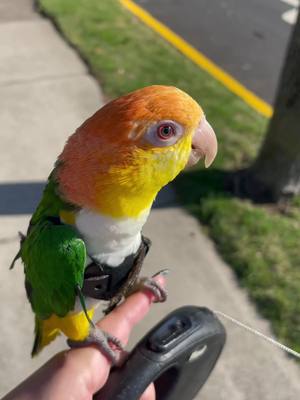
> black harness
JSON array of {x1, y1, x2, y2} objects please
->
[{"x1": 81, "y1": 236, "x2": 151, "y2": 311}]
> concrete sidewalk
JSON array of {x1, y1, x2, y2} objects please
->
[{"x1": 0, "y1": 1, "x2": 300, "y2": 398}]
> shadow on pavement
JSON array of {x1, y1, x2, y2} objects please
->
[
  {"x1": 0, "y1": 182, "x2": 45, "y2": 215},
  {"x1": 0, "y1": 182, "x2": 177, "y2": 215},
  {"x1": 175, "y1": 169, "x2": 231, "y2": 206}
]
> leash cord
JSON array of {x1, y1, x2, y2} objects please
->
[{"x1": 214, "y1": 310, "x2": 300, "y2": 360}]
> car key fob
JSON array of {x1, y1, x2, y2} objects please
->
[{"x1": 95, "y1": 306, "x2": 226, "y2": 400}]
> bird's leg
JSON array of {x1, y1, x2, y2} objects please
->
[
  {"x1": 69, "y1": 284, "x2": 124, "y2": 365},
  {"x1": 67, "y1": 327, "x2": 124, "y2": 365},
  {"x1": 127, "y1": 269, "x2": 169, "y2": 303}
]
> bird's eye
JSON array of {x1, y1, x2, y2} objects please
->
[
  {"x1": 157, "y1": 124, "x2": 175, "y2": 140},
  {"x1": 144, "y1": 120, "x2": 183, "y2": 147}
]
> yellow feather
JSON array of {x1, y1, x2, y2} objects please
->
[
  {"x1": 39, "y1": 309, "x2": 95, "y2": 353},
  {"x1": 60, "y1": 210, "x2": 76, "y2": 225},
  {"x1": 94, "y1": 133, "x2": 192, "y2": 218}
]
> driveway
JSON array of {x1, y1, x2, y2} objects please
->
[{"x1": 135, "y1": 0, "x2": 298, "y2": 103}]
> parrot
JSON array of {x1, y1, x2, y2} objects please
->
[{"x1": 11, "y1": 85, "x2": 217, "y2": 364}]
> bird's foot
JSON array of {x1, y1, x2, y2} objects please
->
[
  {"x1": 67, "y1": 327, "x2": 124, "y2": 365},
  {"x1": 138, "y1": 269, "x2": 169, "y2": 303}
]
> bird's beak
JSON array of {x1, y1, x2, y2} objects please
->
[{"x1": 186, "y1": 117, "x2": 217, "y2": 168}]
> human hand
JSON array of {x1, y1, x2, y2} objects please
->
[{"x1": 3, "y1": 277, "x2": 165, "y2": 400}]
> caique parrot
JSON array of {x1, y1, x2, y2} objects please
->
[{"x1": 11, "y1": 85, "x2": 217, "y2": 364}]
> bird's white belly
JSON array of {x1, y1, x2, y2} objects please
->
[
  {"x1": 71, "y1": 208, "x2": 150, "y2": 313},
  {"x1": 75, "y1": 207, "x2": 150, "y2": 267}
]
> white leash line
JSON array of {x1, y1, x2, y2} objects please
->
[{"x1": 214, "y1": 310, "x2": 300, "y2": 360}]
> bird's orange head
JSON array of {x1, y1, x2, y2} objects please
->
[{"x1": 56, "y1": 85, "x2": 217, "y2": 218}]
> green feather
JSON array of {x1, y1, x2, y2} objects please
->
[
  {"x1": 18, "y1": 171, "x2": 86, "y2": 319},
  {"x1": 32, "y1": 316, "x2": 42, "y2": 356},
  {"x1": 75, "y1": 284, "x2": 95, "y2": 328},
  {"x1": 21, "y1": 218, "x2": 86, "y2": 318},
  {"x1": 30, "y1": 170, "x2": 76, "y2": 227}
]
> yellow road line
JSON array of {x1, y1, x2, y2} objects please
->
[{"x1": 120, "y1": 0, "x2": 273, "y2": 118}]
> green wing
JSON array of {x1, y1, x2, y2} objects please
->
[{"x1": 21, "y1": 219, "x2": 86, "y2": 319}]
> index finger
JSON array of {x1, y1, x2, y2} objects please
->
[{"x1": 97, "y1": 275, "x2": 165, "y2": 346}]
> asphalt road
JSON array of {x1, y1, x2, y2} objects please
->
[{"x1": 136, "y1": 0, "x2": 298, "y2": 103}]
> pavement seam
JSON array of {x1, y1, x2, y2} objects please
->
[
  {"x1": 0, "y1": 236, "x2": 19, "y2": 245},
  {"x1": 0, "y1": 72, "x2": 91, "y2": 88},
  {"x1": 0, "y1": 16, "x2": 46, "y2": 26}
]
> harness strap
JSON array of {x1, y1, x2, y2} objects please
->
[{"x1": 81, "y1": 236, "x2": 151, "y2": 308}]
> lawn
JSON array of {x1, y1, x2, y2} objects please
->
[{"x1": 38, "y1": 0, "x2": 300, "y2": 355}]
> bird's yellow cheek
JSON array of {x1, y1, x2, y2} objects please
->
[
  {"x1": 92, "y1": 135, "x2": 193, "y2": 218},
  {"x1": 147, "y1": 135, "x2": 192, "y2": 185}
]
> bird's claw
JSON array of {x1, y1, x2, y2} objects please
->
[
  {"x1": 67, "y1": 327, "x2": 124, "y2": 366},
  {"x1": 141, "y1": 269, "x2": 169, "y2": 303}
]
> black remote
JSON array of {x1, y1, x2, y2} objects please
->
[{"x1": 95, "y1": 306, "x2": 226, "y2": 400}]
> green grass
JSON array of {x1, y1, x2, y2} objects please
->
[{"x1": 38, "y1": 0, "x2": 300, "y2": 355}]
